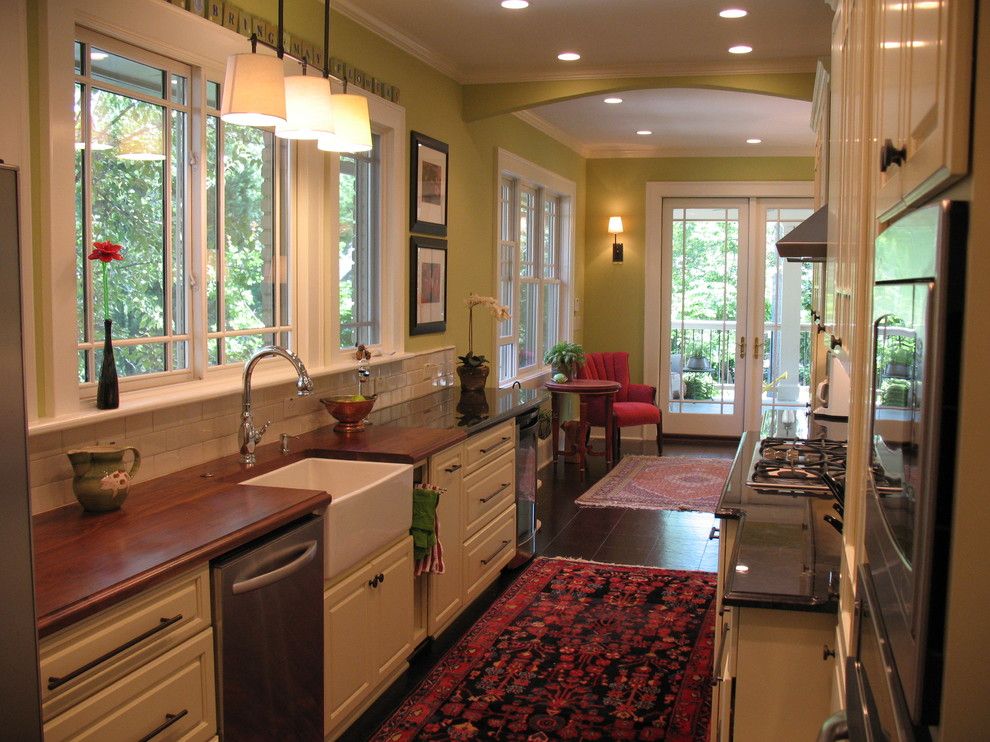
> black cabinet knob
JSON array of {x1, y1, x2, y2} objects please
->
[{"x1": 880, "y1": 139, "x2": 907, "y2": 173}]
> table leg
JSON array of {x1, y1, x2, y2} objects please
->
[
  {"x1": 604, "y1": 395, "x2": 614, "y2": 470},
  {"x1": 577, "y1": 395, "x2": 589, "y2": 481},
  {"x1": 551, "y1": 392, "x2": 560, "y2": 473}
]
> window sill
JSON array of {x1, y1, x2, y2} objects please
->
[{"x1": 28, "y1": 348, "x2": 442, "y2": 436}]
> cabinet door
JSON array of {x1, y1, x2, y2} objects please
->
[
  {"x1": 427, "y1": 446, "x2": 464, "y2": 636},
  {"x1": 324, "y1": 566, "x2": 374, "y2": 734},
  {"x1": 372, "y1": 537, "x2": 415, "y2": 684},
  {"x1": 899, "y1": 0, "x2": 973, "y2": 207},
  {"x1": 874, "y1": 0, "x2": 907, "y2": 217}
]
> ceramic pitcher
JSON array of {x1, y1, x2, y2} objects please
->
[{"x1": 66, "y1": 446, "x2": 141, "y2": 513}]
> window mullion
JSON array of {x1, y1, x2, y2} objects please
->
[
  {"x1": 217, "y1": 119, "x2": 227, "y2": 366},
  {"x1": 163, "y1": 104, "x2": 174, "y2": 372},
  {"x1": 82, "y1": 79, "x2": 95, "y2": 383}
]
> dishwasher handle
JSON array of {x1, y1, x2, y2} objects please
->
[{"x1": 231, "y1": 541, "x2": 319, "y2": 595}]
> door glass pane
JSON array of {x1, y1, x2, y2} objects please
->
[
  {"x1": 762, "y1": 208, "x2": 814, "y2": 411},
  {"x1": 669, "y1": 207, "x2": 739, "y2": 415}
]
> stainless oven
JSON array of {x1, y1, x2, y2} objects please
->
[{"x1": 862, "y1": 200, "x2": 967, "y2": 732}]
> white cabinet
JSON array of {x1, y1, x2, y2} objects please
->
[
  {"x1": 423, "y1": 419, "x2": 517, "y2": 639},
  {"x1": 39, "y1": 567, "x2": 216, "y2": 741},
  {"x1": 426, "y1": 444, "x2": 465, "y2": 636},
  {"x1": 324, "y1": 536, "x2": 414, "y2": 738},
  {"x1": 875, "y1": 0, "x2": 973, "y2": 219}
]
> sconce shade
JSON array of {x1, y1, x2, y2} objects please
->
[
  {"x1": 220, "y1": 53, "x2": 287, "y2": 127},
  {"x1": 317, "y1": 93, "x2": 372, "y2": 153},
  {"x1": 276, "y1": 75, "x2": 335, "y2": 140},
  {"x1": 608, "y1": 216, "x2": 624, "y2": 234}
]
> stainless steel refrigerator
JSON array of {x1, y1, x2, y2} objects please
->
[{"x1": 0, "y1": 163, "x2": 43, "y2": 737}]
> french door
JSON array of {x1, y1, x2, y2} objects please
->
[{"x1": 660, "y1": 198, "x2": 813, "y2": 437}]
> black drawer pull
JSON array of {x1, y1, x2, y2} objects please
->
[
  {"x1": 479, "y1": 437, "x2": 510, "y2": 454},
  {"x1": 444, "y1": 464, "x2": 462, "y2": 473},
  {"x1": 137, "y1": 709, "x2": 189, "y2": 742},
  {"x1": 480, "y1": 482, "x2": 511, "y2": 504},
  {"x1": 481, "y1": 540, "x2": 511, "y2": 565},
  {"x1": 47, "y1": 614, "x2": 183, "y2": 691},
  {"x1": 708, "y1": 526, "x2": 720, "y2": 541}
]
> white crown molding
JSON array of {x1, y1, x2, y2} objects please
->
[
  {"x1": 332, "y1": 0, "x2": 464, "y2": 82},
  {"x1": 585, "y1": 145, "x2": 816, "y2": 159},
  {"x1": 458, "y1": 57, "x2": 820, "y2": 85},
  {"x1": 511, "y1": 110, "x2": 590, "y2": 158}
]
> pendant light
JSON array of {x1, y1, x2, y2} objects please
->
[
  {"x1": 220, "y1": 1, "x2": 287, "y2": 127},
  {"x1": 315, "y1": 0, "x2": 373, "y2": 154},
  {"x1": 275, "y1": 73, "x2": 334, "y2": 140}
]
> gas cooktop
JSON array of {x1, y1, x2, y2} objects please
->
[{"x1": 746, "y1": 437, "x2": 847, "y2": 496}]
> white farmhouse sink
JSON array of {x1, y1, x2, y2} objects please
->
[{"x1": 243, "y1": 458, "x2": 413, "y2": 580}]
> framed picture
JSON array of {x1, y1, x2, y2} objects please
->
[
  {"x1": 410, "y1": 237, "x2": 447, "y2": 335},
  {"x1": 410, "y1": 131, "x2": 448, "y2": 236}
]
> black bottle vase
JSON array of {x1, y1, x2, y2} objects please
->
[{"x1": 96, "y1": 318, "x2": 119, "y2": 409}]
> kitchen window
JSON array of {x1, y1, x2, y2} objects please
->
[
  {"x1": 73, "y1": 32, "x2": 292, "y2": 388},
  {"x1": 338, "y1": 136, "x2": 381, "y2": 349},
  {"x1": 496, "y1": 151, "x2": 574, "y2": 386}
]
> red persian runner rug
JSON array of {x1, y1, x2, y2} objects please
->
[
  {"x1": 575, "y1": 455, "x2": 732, "y2": 513},
  {"x1": 371, "y1": 557, "x2": 716, "y2": 741}
]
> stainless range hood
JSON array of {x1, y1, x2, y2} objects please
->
[{"x1": 776, "y1": 205, "x2": 827, "y2": 262}]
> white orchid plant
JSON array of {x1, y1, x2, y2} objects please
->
[{"x1": 459, "y1": 293, "x2": 511, "y2": 368}]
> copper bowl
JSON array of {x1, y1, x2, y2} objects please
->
[{"x1": 320, "y1": 395, "x2": 377, "y2": 433}]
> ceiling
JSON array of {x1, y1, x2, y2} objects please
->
[{"x1": 334, "y1": 0, "x2": 832, "y2": 156}]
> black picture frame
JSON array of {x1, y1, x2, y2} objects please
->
[
  {"x1": 409, "y1": 236, "x2": 447, "y2": 335},
  {"x1": 410, "y1": 131, "x2": 449, "y2": 236}
]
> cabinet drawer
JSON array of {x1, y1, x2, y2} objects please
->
[
  {"x1": 463, "y1": 505, "x2": 516, "y2": 604},
  {"x1": 464, "y1": 420, "x2": 514, "y2": 471},
  {"x1": 44, "y1": 629, "x2": 216, "y2": 742},
  {"x1": 463, "y1": 451, "x2": 515, "y2": 539},
  {"x1": 41, "y1": 567, "x2": 212, "y2": 720}
]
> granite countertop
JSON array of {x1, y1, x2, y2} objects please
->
[
  {"x1": 33, "y1": 387, "x2": 545, "y2": 636},
  {"x1": 715, "y1": 410, "x2": 845, "y2": 613}
]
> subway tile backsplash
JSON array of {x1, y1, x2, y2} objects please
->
[{"x1": 28, "y1": 348, "x2": 456, "y2": 514}]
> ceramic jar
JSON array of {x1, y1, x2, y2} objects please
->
[{"x1": 66, "y1": 445, "x2": 141, "y2": 512}]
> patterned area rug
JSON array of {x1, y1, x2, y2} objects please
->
[
  {"x1": 575, "y1": 455, "x2": 732, "y2": 513},
  {"x1": 372, "y1": 557, "x2": 716, "y2": 741}
]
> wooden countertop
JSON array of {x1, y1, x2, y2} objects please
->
[{"x1": 33, "y1": 422, "x2": 466, "y2": 637}]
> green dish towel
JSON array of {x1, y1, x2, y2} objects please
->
[{"x1": 411, "y1": 485, "x2": 443, "y2": 560}]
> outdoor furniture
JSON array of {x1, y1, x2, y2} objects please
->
[{"x1": 576, "y1": 351, "x2": 663, "y2": 457}]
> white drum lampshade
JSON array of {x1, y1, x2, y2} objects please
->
[
  {"x1": 317, "y1": 93, "x2": 372, "y2": 153},
  {"x1": 275, "y1": 75, "x2": 335, "y2": 140},
  {"x1": 608, "y1": 216, "x2": 624, "y2": 234},
  {"x1": 220, "y1": 53, "x2": 286, "y2": 127}
]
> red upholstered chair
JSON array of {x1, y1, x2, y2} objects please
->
[{"x1": 576, "y1": 352, "x2": 663, "y2": 457}]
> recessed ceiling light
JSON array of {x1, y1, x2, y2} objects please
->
[
  {"x1": 501, "y1": 0, "x2": 529, "y2": 8},
  {"x1": 728, "y1": 45, "x2": 753, "y2": 54},
  {"x1": 719, "y1": 8, "x2": 748, "y2": 18},
  {"x1": 636, "y1": 130, "x2": 653, "y2": 136},
  {"x1": 746, "y1": 138, "x2": 762, "y2": 144},
  {"x1": 603, "y1": 97, "x2": 623, "y2": 104},
  {"x1": 557, "y1": 52, "x2": 581, "y2": 61},
  {"x1": 90, "y1": 50, "x2": 109, "y2": 61}
]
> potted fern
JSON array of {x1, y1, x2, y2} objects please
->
[{"x1": 543, "y1": 341, "x2": 586, "y2": 381}]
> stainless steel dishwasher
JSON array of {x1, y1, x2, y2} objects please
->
[{"x1": 212, "y1": 514, "x2": 324, "y2": 741}]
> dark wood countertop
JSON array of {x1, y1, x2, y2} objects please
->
[{"x1": 33, "y1": 421, "x2": 466, "y2": 637}]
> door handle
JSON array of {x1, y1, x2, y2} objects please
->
[
  {"x1": 738, "y1": 336, "x2": 746, "y2": 358},
  {"x1": 444, "y1": 463, "x2": 462, "y2": 473},
  {"x1": 753, "y1": 336, "x2": 763, "y2": 357},
  {"x1": 231, "y1": 541, "x2": 318, "y2": 594}
]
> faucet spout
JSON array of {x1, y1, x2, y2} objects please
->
[{"x1": 239, "y1": 345, "x2": 313, "y2": 465}]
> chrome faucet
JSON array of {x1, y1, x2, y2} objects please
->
[{"x1": 239, "y1": 345, "x2": 314, "y2": 465}]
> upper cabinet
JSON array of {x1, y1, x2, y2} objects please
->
[{"x1": 874, "y1": 0, "x2": 974, "y2": 220}]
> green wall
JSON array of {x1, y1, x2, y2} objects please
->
[
  {"x1": 237, "y1": 3, "x2": 587, "y2": 367},
  {"x1": 583, "y1": 157, "x2": 814, "y2": 382}
]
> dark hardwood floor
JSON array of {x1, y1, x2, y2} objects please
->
[{"x1": 339, "y1": 437, "x2": 737, "y2": 741}]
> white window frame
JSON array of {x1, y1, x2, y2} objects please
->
[
  {"x1": 34, "y1": 0, "x2": 406, "y2": 421},
  {"x1": 495, "y1": 149, "x2": 575, "y2": 387},
  {"x1": 323, "y1": 84, "x2": 405, "y2": 366}
]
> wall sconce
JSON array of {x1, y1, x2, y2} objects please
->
[{"x1": 608, "y1": 216, "x2": 624, "y2": 263}]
